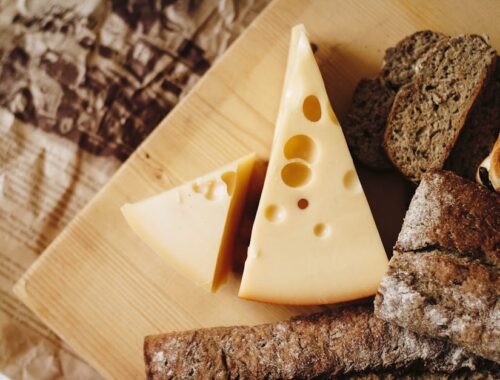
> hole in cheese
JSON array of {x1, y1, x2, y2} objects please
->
[
  {"x1": 303, "y1": 95, "x2": 321, "y2": 122},
  {"x1": 297, "y1": 198, "x2": 309, "y2": 209},
  {"x1": 192, "y1": 179, "x2": 227, "y2": 201},
  {"x1": 342, "y1": 170, "x2": 361, "y2": 193},
  {"x1": 204, "y1": 180, "x2": 227, "y2": 201},
  {"x1": 265, "y1": 204, "x2": 286, "y2": 223},
  {"x1": 281, "y1": 162, "x2": 312, "y2": 188},
  {"x1": 284, "y1": 134, "x2": 318, "y2": 163},
  {"x1": 192, "y1": 182, "x2": 202, "y2": 193},
  {"x1": 313, "y1": 223, "x2": 330, "y2": 238},
  {"x1": 221, "y1": 171, "x2": 236, "y2": 196}
]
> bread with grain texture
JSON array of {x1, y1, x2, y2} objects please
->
[
  {"x1": 375, "y1": 170, "x2": 500, "y2": 363},
  {"x1": 394, "y1": 170, "x2": 499, "y2": 267},
  {"x1": 343, "y1": 78, "x2": 395, "y2": 169},
  {"x1": 144, "y1": 305, "x2": 497, "y2": 379},
  {"x1": 446, "y1": 61, "x2": 500, "y2": 180},
  {"x1": 383, "y1": 35, "x2": 497, "y2": 182},
  {"x1": 375, "y1": 249, "x2": 499, "y2": 363},
  {"x1": 344, "y1": 31, "x2": 445, "y2": 170},
  {"x1": 381, "y1": 30, "x2": 447, "y2": 89}
]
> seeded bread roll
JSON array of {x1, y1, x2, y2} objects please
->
[
  {"x1": 375, "y1": 171, "x2": 500, "y2": 363},
  {"x1": 344, "y1": 31, "x2": 445, "y2": 170},
  {"x1": 446, "y1": 61, "x2": 500, "y2": 180},
  {"x1": 343, "y1": 78, "x2": 396, "y2": 169},
  {"x1": 144, "y1": 305, "x2": 496, "y2": 379},
  {"x1": 384, "y1": 35, "x2": 497, "y2": 183},
  {"x1": 382, "y1": 30, "x2": 447, "y2": 89}
]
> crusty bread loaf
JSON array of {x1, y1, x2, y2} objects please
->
[
  {"x1": 376, "y1": 250, "x2": 499, "y2": 363},
  {"x1": 395, "y1": 170, "x2": 499, "y2": 267},
  {"x1": 381, "y1": 30, "x2": 447, "y2": 89},
  {"x1": 344, "y1": 31, "x2": 445, "y2": 170},
  {"x1": 384, "y1": 35, "x2": 497, "y2": 183},
  {"x1": 144, "y1": 304, "x2": 497, "y2": 379},
  {"x1": 446, "y1": 61, "x2": 500, "y2": 180},
  {"x1": 343, "y1": 78, "x2": 395, "y2": 169},
  {"x1": 375, "y1": 170, "x2": 500, "y2": 363}
]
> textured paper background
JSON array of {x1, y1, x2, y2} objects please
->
[{"x1": 0, "y1": 0, "x2": 269, "y2": 378}]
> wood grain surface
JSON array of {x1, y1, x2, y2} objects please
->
[{"x1": 14, "y1": 0, "x2": 500, "y2": 379}]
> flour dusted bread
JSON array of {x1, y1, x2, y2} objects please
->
[
  {"x1": 394, "y1": 170, "x2": 499, "y2": 267},
  {"x1": 144, "y1": 305, "x2": 497, "y2": 379},
  {"x1": 344, "y1": 31, "x2": 445, "y2": 170},
  {"x1": 375, "y1": 170, "x2": 500, "y2": 362},
  {"x1": 384, "y1": 35, "x2": 497, "y2": 182}
]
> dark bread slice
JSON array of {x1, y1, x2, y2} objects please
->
[
  {"x1": 344, "y1": 32, "x2": 445, "y2": 170},
  {"x1": 382, "y1": 30, "x2": 447, "y2": 89},
  {"x1": 384, "y1": 35, "x2": 497, "y2": 183},
  {"x1": 144, "y1": 305, "x2": 497, "y2": 379},
  {"x1": 343, "y1": 78, "x2": 396, "y2": 169},
  {"x1": 375, "y1": 170, "x2": 500, "y2": 363},
  {"x1": 446, "y1": 61, "x2": 500, "y2": 180}
]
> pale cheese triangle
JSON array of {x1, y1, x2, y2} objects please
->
[
  {"x1": 238, "y1": 25, "x2": 388, "y2": 305},
  {"x1": 122, "y1": 154, "x2": 255, "y2": 291}
]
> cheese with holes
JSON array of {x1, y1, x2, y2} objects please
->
[
  {"x1": 122, "y1": 154, "x2": 255, "y2": 291},
  {"x1": 238, "y1": 25, "x2": 388, "y2": 305}
]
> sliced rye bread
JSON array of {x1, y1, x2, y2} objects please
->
[
  {"x1": 343, "y1": 78, "x2": 396, "y2": 169},
  {"x1": 383, "y1": 35, "x2": 497, "y2": 183},
  {"x1": 375, "y1": 170, "x2": 500, "y2": 363},
  {"x1": 344, "y1": 31, "x2": 446, "y2": 170},
  {"x1": 382, "y1": 30, "x2": 447, "y2": 89},
  {"x1": 144, "y1": 304, "x2": 498, "y2": 379},
  {"x1": 445, "y1": 61, "x2": 500, "y2": 180}
]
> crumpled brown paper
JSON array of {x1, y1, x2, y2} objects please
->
[{"x1": 0, "y1": 0, "x2": 269, "y2": 378}]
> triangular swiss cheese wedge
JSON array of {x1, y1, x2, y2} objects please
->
[
  {"x1": 238, "y1": 25, "x2": 388, "y2": 305},
  {"x1": 122, "y1": 154, "x2": 255, "y2": 291}
]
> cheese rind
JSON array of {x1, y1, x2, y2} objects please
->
[
  {"x1": 122, "y1": 154, "x2": 255, "y2": 291},
  {"x1": 238, "y1": 25, "x2": 388, "y2": 305}
]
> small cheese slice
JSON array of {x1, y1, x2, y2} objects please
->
[
  {"x1": 122, "y1": 154, "x2": 255, "y2": 291},
  {"x1": 238, "y1": 25, "x2": 388, "y2": 305}
]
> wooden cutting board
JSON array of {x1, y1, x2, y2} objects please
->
[{"x1": 14, "y1": 0, "x2": 500, "y2": 379}]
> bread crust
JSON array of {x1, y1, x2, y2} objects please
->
[
  {"x1": 144, "y1": 305, "x2": 496, "y2": 379},
  {"x1": 395, "y1": 170, "x2": 500, "y2": 267},
  {"x1": 375, "y1": 171, "x2": 500, "y2": 363},
  {"x1": 375, "y1": 250, "x2": 499, "y2": 362}
]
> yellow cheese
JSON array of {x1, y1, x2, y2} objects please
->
[
  {"x1": 238, "y1": 25, "x2": 388, "y2": 305},
  {"x1": 122, "y1": 154, "x2": 255, "y2": 292}
]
